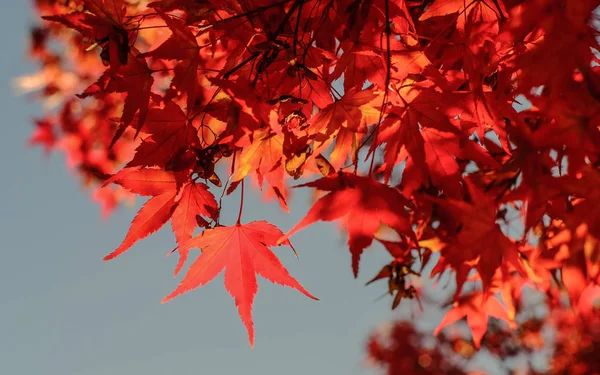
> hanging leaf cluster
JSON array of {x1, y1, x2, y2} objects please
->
[{"x1": 23, "y1": 0, "x2": 600, "y2": 351}]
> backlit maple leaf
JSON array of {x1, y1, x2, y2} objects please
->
[
  {"x1": 434, "y1": 291, "x2": 514, "y2": 348},
  {"x1": 280, "y1": 172, "x2": 415, "y2": 277},
  {"x1": 126, "y1": 101, "x2": 199, "y2": 168},
  {"x1": 43, "y1": 0, "x2": 130, "y2": 70},
  {"x1": 163, "y1": 221, "x2": 317, "y2": 346},
  {"x1": 232, "y1": 129, "x2": 288, "y2": 211},
  {"x1": 170, "y1": 182, "x2": 218, "y2": 275},
  {"x1": 308, "y1": 87, "x2": 379, "y2": 135},
  {"x1": 103, "y1": 168, "x2": 217, "y2": 267},
  {"x1": 143, "y1": 10, "x2": 205, "y2": 108},
  {"x1": 78, "y1": 50, "x2": 154, "y2": 134},
  {"x1": 104, "y1": 191, "x2": 178, "y2": 261},
  {"x1": 430, "y1": 179, "x2": 526, "y2": 294}
]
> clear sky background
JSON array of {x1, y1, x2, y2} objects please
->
[{"x1": 0, "y1": 3, "x2": 422, "y2": 375}]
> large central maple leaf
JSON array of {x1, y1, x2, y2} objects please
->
[{"x1": 162, "y1": 221, "x2": 317, "y2": 346}]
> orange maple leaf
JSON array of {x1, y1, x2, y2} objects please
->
[{"x1": 232, "y1": 129, "x2": 288, "y2": 211}]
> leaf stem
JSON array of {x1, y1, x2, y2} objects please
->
[{"x1": 237, "y1": 179, "x2": 245, "y2": 224}]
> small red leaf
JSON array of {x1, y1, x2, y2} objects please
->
[{"x1": 104, "y1": 193, "x2": 177, "y2": 260}]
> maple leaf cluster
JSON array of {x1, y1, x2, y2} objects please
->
[
  {"x1": 367, "y1": 286, "x2": 600, "y2": 374},
  {"x1": 22, "y1": 0, "x2": 600, "y2": 356},
  {"x1": 367, "y1": 321, "x2": 467, "y2": 375}
]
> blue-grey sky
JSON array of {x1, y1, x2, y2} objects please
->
[{"x1": 0, "y1": 3, "x2": 417, "y2": 374}]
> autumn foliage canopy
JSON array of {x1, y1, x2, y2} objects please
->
[{"x1": 23, "y1": 0, "x2": 600, "y2": 373}]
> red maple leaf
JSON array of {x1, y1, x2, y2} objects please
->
[
  {"x1": 308, "y1": 87, "x2": 379, "y2": 135},
  {"x1": 43, "y1": 0, "x2": 131, "y2": 70},
  {"x1": 104, "y1": 191, "x2": 178, "y2": 261},
  {"x1": 126, "y1": 101, "x2": 199, "y2": 169},
  {"x1": 279, "y1": 172, "x2": 415, "y2": 277},
  {"x1": 29, "y1": 119, "x2": 56, "y2": 154},
  {"x1": 430, "y1": 179, "x2": 526, "y2": 294},
  {"x1": 170, "y1": 182, "x2": 218, "y2": 275},
  {"x1": 102, "y1": 168, "x2": 217, "y2": 267},
  {"x1": 232, "y1": 129, "x2": 288, "y2": 211},
  {"x1": 162, "y1": 221, "x2": 317, "y2": 346},
  {"x1": 78, "y1": 49, "x2": 154, "y2": 135},
  {"x1": 434, "y1": 291, "x2": 514, "y2": 348},
  {"x1": 142, "y1": 10, "x2": 204, "y2": 108}
]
